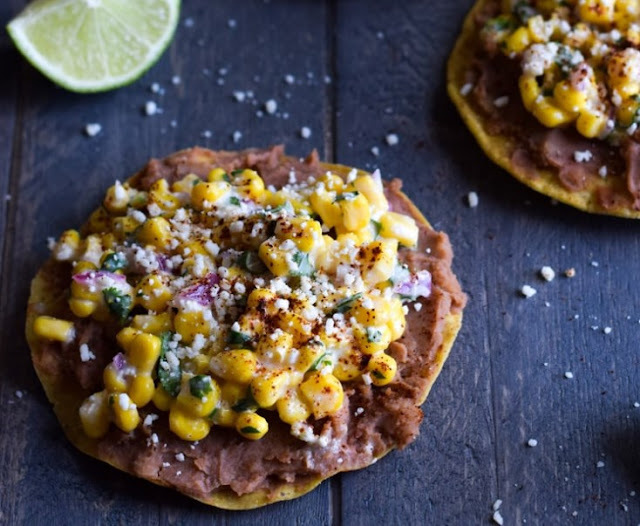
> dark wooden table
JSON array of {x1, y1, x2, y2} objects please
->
[{"x1": 1, "y1": 1, "x2": 639, "y2": 524}]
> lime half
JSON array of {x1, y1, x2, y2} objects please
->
[{"x1": 7, "y1": 0, "x2": 181, "y2": 93}]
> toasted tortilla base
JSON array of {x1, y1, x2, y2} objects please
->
[
  {"x1": 26, "y1": 151, "x2": 464, "y2": 510},
  {"x1": 447, "y1": 0, "x2": 640, "y2": 219}
]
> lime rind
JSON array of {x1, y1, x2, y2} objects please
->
[{"x1": 6, "y1": 0, "x2": 181, "y2": 93}]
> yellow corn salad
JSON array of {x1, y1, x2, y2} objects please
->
[
  {"x1": 483, "y1": 0, "x2": 640, "y2": 138},
  {"x1": 34, "y1": 166, "x2": 432, "y2": 445}
]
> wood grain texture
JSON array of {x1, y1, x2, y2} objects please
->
[{"x1": 2, "y1": 0, "x2": 640, "y2": 524}]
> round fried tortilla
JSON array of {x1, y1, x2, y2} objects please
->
[
  {"x1": 447, "y1": 0, "x2": 640, "y2": 219},
  {"x1": 25, "y1": 146, "x2": 466, "y2": 509}
]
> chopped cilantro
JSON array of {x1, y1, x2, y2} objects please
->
[
  {"x1": 366, "y1": 328, "x2": 383, "y2": 343},
  {"x1": 372, "y1": 370, "x2": 386, "y2": 380},
  {"x1": 267, "y1": 201, "x2": 295, "y2": 215},
  {"x1": 228, "y1": 329, "x2": 251, "y2": 346},
  {"x1": 485, "y1": 15, "x2": 515, "y2": 33},
  {"x1": 332, "y1": 292, "x2": 363, "y2": 314},
  {"x1": 290, "y1": 251, "x2": 314, "y2": 277},
  {"x1": 229, "y1": 196, "x2": 241, "y2": 206},
  {"x1": 309, "y1": 352, "x2": 332, "y2": 372},
  {"x1": 240, "y1": 426, "x2": 261, "y2": 434},
  {"x1": 189, "y1": 375, "x2": 213, "y2": 398},
  {"x1": 157, "y1": 332, "x2": 181, "y2": 397},
  {"x1": 238, "y1": 251, "x2": 267, "y2": 274},
  {"x1": 102, "y1": 288, "x2": 132, "y2": 323},
  {"x1": 334, "y1": 191, "x2": 359, "y2": 202},
  {"x1": 222, "y1": 173, "x2": 231, "y2": 182},
  {"x1": 231, "y1": 169, "x2": 244, "y2": 176},
  {"x1": 513, "y1": 1, "x2": 537, "y2": 23},
  {"x1": 101, "y1": 252, "x2": 127, "y2": 272},
  {"x1": 232, "y1": 392, "x2": 258, "y2": 412},
  {"x1": 371, "y1": 219, "x2": 382, "y2": 238}
]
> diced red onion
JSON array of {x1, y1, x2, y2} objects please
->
[
  {"x1": 113, "y1": 352, "x2": 126, "y2": 371},
  {"x1": 393, "y1": 269, "x2": 432, "y2": 299},
  {"x1": 176, "y1": 273, "x2": 220, "y2": 305},
  {"x1": 72, "y1": 270, "x2": 127, "y2": 286}
]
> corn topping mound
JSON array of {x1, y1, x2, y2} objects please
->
[
  {"x1": 34, "y1": 166, "x2": 432, "y2": 444},
  {"x1": 483, "y1": 0, "x2": 640, "y2": 139}
]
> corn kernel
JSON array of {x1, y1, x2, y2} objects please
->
[
  {"x1": 258, "y1": 239, "x2": 292, "y2": 277},
  {"x1": 353, "y1": 175, "x2": 388, "y2": 213},
  {"x1": 33, "y1": 316, "x2": 75, "y2": 343},
  {"x1": 251, "y1": 370, "x2": 290, "y2": 408},
  {"x1": 234, "y1": 169, "x2": 266, "y2": 201},
  {"x1": 333, "y1": 353, "x2": 363, "y2": 381},
  {"x1": 149, "y1": 179, "x2": 181, "y2": 212},
  {"x1": 128, "y1": 333, "x2": 162, "y2": 373},
  {"x1": 172, "y1": 173, "x2": 201, "y2": 193},
  {"x1": 379, "y1": 212, "x2": 419, "y2": 247},
  {"x1": 387, "y1": 297, "x2": 406, "y2": 340},
  {"x1": 354, "y1": 324, "x2": 393, "y2": 355},
  {"x1": 505, "y1": 25, "x2": 531, "y2": 53},
  {"x1": 110, "y1": 393, "x2": 140, "y2": 432},
  {"x1": 136, "y1": 273, "x2": 172, "y2": 312},
  {"x1": 103, "y1": 181, "x2": 129, "y2": 214},
  {"x1": 340, "y1": 193, "x2": 371, "y2": 232},
  {"x1": 87, "y1": 207, "x2": 111, "y2": 234},
  {"x1": 256, "y1": 331, "x2": 294, "y2": 364},
  {"x1": 235, "y1": 412, "x2": 268, "y2": 440},
  {"x1": 111, "y1": 216, "x2": 140, "y2": 241},
  {"x1": 309, "y1": 190, "x2": 342, "y2": 228},
  {"x1": 276, "y1": 389, "x2": 312, "y2": 424},
  {"x1": 211, "y1": 407, "x2": 236, "y2": 427},
  {"x1": 128, "y1": 375, "x2": 155, "y2": 406},
  {"x1": 137, "y1": 217, "x2": 172, "y2": 250},
  {"x1": 174, "y1": 310, "x2": 212, "y2": 345},
  {"x1": 358, "y1": 239, "x2": 398, "y2": 286},
  {"x1": 300, "y1": 372, "x2": 344, "y2": 419},
  {"x1": 191, "y1": 181, "x2": 231, "y2": 209},
  {"x1": 367, "y1": 352, "x2": 397, "y2": 386},
  {"x1": 131, "y1": 312, "x2": 173, "y2": 334},
  {"x1": 177, "y1": 375, "x2": 220, "y2": 418},
  {"x1": 553, "y1": 81, "x2": 588, "y2": 113},
  {"x1": 79, "y1": 390, "x2": 110, "y2": 439},
  {"x1": 210, "y1": 349, "x2": 258, "y2": 384},
  {"x1": 207, "y1": 168, "x2": 228, "y2": 182},
  {"x1": 103, "y1": 362, "x2": 128, "y2": 392},
  {"x1": 519, "y1": 75, "x2": 541, "y2": 112},
  {"x1": 69, "y1": 298, "x2": 97, "y2": 318},
  {"x1": 169, "y1": 405, "x2": 211, "y2": 441},
  {"x1": 53, "y1": 230, "x2": 81, "y2": 261},
  {"x1": 531, "y1": 97, "x2": 575, "y2": 128},
  {"x1": 152, "y1": 386, "x2": 173, "y2": 411},
  {"x1": 576, "y1": 109, "x2": 608, "y2": 138},
  {"x1": 275, "y1": 217, "x2": 323, "y2": 252},
  {"x1": 116, "y1": 327, "x2": 142, "y2": 350}
]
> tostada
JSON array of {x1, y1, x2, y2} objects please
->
[
  {"x1": 26, "y1": 146, "x2": 466, "y2": 508},
  {"x1": 449, "y1": 0, "x2": 640, "y2": 217}
]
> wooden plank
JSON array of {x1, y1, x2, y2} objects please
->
[
  {"x1": 0, "y1": 1, "x2": 332, "y2": 524},
  {"x1": 333, "y1": 1, "x2": 496, "y2": 523}
]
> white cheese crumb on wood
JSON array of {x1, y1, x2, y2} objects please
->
[
  {"x1": 492, "y1": 510, "x2": 504, "y2": 525},
  {"x1": 300, "y1": 126, "x2": 312, "y2": 139},
  {"x1": 371, "y1": 146, "x2": 380, "y2": 156},
  {"x1": 144, "y1": 101, "x2": 158, "y2": 116},
  {"x1": 520, "y1": 285, "x2": 537, "y2": 298},
  {"x1": 232, "y1": 130, "x2": 243, "y2": 143},
  {"x1": 540, "y1": 266, "x2": 555, "y2": 281},
  {"x1": 598, "y1": 165, "x2": 608, "y2": 177},
  {"x1": 175, "y1": 453, "x2": 185, "y2": 462},
  {"x1": 603, "y1": 326, "x2": 612, "y2": 334},
  {"x1": 467, "y1": 191, "x2": 479, "y2": 208},
  {"x1": 564, "y1": 268, "x2": 576, "y2": 278},
  {"x1": 596, "y1": 460, "x2": 605, "y2": 468},
  {"x1": 265, "y1": 99, "x2": 278, "y2": 114},
  {"x1": 564, "y1": 371, "x2": 574, "y2": 379},
  {"x1": 493, "y1": 499, "x2": 502, "y2": 511},
  {"x1": 84, "y1": 123, "x2": 102, "y2": 137},
  {"x1": 527, "y1": 438, "x2": 538, "y2": 447},
  {"x1": 385, "y1": 133, "x2": 399, "y2": 146}
]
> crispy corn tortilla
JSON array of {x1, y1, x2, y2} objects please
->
[
  {"x1": 447, "y1": 0, "x2": 640, "y2": 219},
  {"x1": 26, "y1": 147, "x2": 465, "y2": 509}
]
